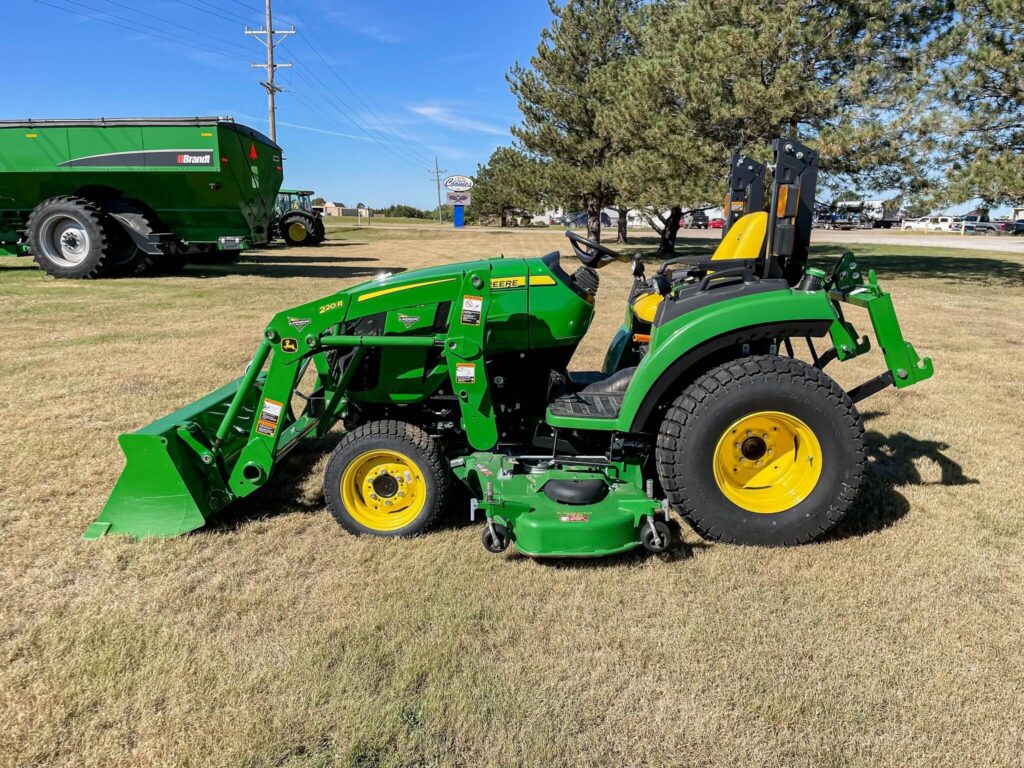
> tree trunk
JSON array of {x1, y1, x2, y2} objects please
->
[
  {"x1": 586, "y1": 197, "x2": 602, "y2": 243},
  {"x1": 659, "y1": 205, "x2": 682, "y2": 256},
  {"x1": 616, "y1": 206, "x2": 628, "y2": 243},
  {"x1": 500, "y1": 210, "x2": 509, "y2": 228}
]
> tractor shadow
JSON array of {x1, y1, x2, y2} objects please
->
[
  {"x1": 826, "y1": 410, "x2": 978, "y2": 541},
  {"x1": 203, "y1": 433, "x2": 345, "y2": 534},
  {"x1": 182, "y1": 256, "x2": 407, "y2": 281},
  {"x1": 204, "y1": 413, "x2": 978, "y2": 554},
  {"x1": 806, "y1": 251, "x2": 1024, "y2": 287},
  {"x1": 622, "y1": 236, "x2": 1024, "y2": 287}
]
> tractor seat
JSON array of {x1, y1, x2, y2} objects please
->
[
  {"x1": 549, "y1": 367, "x2": 637, "y2": 419},
  {"x1": 630, "y1": 212, "x2": 771, "y2": 323},
  {"x1": 712, "y1": 211, "x2": 768, "y2": 262}
]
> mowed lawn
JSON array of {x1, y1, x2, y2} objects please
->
[{"x1": 1, "y1": 227, "x2": 1022, "y2": 768}]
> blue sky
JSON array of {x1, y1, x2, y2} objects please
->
[{"x1": 9, "y1": 0, "x2": 550, "y2": 208}]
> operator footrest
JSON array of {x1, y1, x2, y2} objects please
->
[
  {"x1": 548, "y1": 392, "x2": 624, "y2": 419},
  {"x1": 548, "y1": 366, "x2": 636, "y2": 419}
]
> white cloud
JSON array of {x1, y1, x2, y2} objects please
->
[{"x1": 409, "y1": 106, "x2": 508, "y2": 136}]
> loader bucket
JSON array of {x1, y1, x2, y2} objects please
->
[{"x1": 85, "y1": 377, "x2": 257, "y2": 540}]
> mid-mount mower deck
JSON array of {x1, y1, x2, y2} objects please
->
[{"x1": 87, "y1": 138, "x2": 933, "y2": 557}]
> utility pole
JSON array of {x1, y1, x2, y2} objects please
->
[
  {"x1": 429, "y1": 157, "x2": 447, "y2": 224},
  {"x1": 245, "y1": 0, "x2": 294, "y2": 142}
]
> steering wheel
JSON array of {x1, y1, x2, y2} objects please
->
[{"x1": 564, "y1": 230, "x2": 631, "y2": 267}]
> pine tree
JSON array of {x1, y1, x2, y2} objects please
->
[
  {"x1": 927, "y1": 0, "x2": 1024, "y2": 206},
  {"x1": 598, "y1": 0, "x2": 949, "y2": 252},
  {"x1": 508, "y1": 0, "x2": 642, "y2": 242}
]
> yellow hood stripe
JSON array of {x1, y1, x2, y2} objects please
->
[{"x1": 357, "y1": 277, "x2": 456, "y2": 302}]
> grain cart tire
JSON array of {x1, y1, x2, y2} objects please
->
[
  {"x1": 656, "y1": 355, "x2": 865, "y2": 546},
  {"x1": 101, "y1": 202, "x2": 165, "y2": 277},
  {"x1": 324, "y1": 420, "x2": 449, "y2": 537},
  {"x1": 280, "y1": 213, "x2": 317, "y2": 246},
  {"x1": 26, "y1": 196, "x2": 111, "y2": 279}
]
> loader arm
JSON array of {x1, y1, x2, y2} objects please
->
[{"x1": 86, "y1": 261, "x2": 507, "y2": 539}]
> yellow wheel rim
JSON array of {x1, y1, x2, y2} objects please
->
[
  {"x1": 288, "y1": 221, "x2": 308, "y2": 241},
  {"x1": 340, "y1": 449, "x2": 427, "y2": 531},
  {"x1": 712, "y1": 411, "x2": 823, "y2": 514}
]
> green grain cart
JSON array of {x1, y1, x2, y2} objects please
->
[{"x1": 0, "y1": 117, "x2": 283, "y2": 277}]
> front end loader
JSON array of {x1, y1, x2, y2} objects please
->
[{"x1": 88, "y1": 138, "x2": 933, "y2": 557}]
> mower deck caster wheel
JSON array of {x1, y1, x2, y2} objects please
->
[
  {"x1": 482, "y1": 523, "x2": 511, "y2": 553},
  {"x1": 640, "y1": 519, "x2": 671, "y2": 553}
]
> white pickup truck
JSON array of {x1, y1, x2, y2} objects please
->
[{"x1": 902, "y1": 216, "x2": 962, "y2": 231}]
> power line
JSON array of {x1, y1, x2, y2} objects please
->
[
  {"x1": 245, "y1": 0, "x2": 294, "y2": 142},
  {"x1": 289, "y1": 66, "x2": 427, "y2": 179},
  {"x1": 95, "y1": 0, "x2": 254, "y2": 56},
  {"x1": 173, "y1": 0, "x2": 244, "y2": 25},
  {"x1": 33, "y1": 0, "x2": 252, "y2": 62},
  {"x1": 286, "y1": 17, "x2": 435, "y2": 168}
]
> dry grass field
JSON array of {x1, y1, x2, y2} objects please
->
[{"x1": 1, "y1": 226, "x2": 1022, "y2": 767}]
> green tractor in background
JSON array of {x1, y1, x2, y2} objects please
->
[
  {"x1": 88, "y1": 138, "x2": 933, "y2": 558},
  {"x1": 272, "y1": 189, "x2": 326, "y2": 247}
]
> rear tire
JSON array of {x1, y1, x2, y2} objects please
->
[
  {"x1": 26, "y1": 196, "x2": 110, "y2": 278},
  {"x1": 656, "y1": 355, "x2": 865, "y2": 546},
  {"x1": 100, "y1": 202, "x2": 175, "y2": 276},
  {"x1": 324, "y1": 420, "x2": 448, "y2": 537}
]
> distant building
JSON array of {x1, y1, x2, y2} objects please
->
[
  {"x1": 321, "y1": 202, "x2": 360, "y2": 217},
  {"x1": 1013, "y1": 206, "x2": 1024, "y2": 222}
]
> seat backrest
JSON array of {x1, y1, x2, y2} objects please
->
[{"x1": 711, "y1": 211, "x2": 768, "y2": 262}]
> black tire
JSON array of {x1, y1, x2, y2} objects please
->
[
  {"x1": 656, "y1": 355, "x2": 865, "y2": 546},
  {"x1": 26, "y1": 196, "x2": 111, "y2": 278},
  {"x1": 323, "y1": 420, "x2": 449, "y2": 537},
  {"x1": 100, "y1": 202, "x2": 174, "y2": 277},
  {"x1": 311, "y1": 216, "x2": 326, "y2": 244},
  {"x1": 280, "y1": 213, "x2": 316, "y2": 246}
]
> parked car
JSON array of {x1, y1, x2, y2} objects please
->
[
  {"x1": 1007, "y1": 220, "x2": 1024, "y2": 235},
  {"x1": 560, "y1": 211, "x2": 611, "y2": 228},
  {"x1": 708, "y1": 217, "x2": 725, "y2": 229},
  {"x1": 681, "y1": 210, "x2": 709, "y2": 229}
]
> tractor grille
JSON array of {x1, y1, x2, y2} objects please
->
[{"x1": 571, "y1": 266, "x2": 599, "y2": 298}]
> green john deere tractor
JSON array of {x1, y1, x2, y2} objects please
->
[
  {"x1": 88, "y1": 138, "x2": 933, "y2": 557},
  {"x1": 272, "y1": 189, "x2": 326, "y2": 247}
]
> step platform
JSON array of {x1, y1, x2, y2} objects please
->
[{"x1": 547, "y1": 366, "x2": 636, "y2": 420}]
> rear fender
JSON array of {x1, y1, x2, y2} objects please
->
[{"x1": 619, "y1": 290, "x2": 836, "y2": 433}]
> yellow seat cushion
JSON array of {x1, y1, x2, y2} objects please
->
[
  {"x1": 632, "y1": 291, "x2": 664, "y2": 323},
  {"x1": 711, "y1": 211, "x2": 768, "y2": 261}
]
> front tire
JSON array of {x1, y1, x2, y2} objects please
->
[
  {"x1": 656, "y1": 356, "x2": 865, "y2": 546},
  {"x1": 26, "y1": 196, "x2": 111, "y2": 278},
  {"x1": 324, "y1": 420, "x2": 448, "y2": 537}
]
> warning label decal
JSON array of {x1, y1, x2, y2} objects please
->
[
  {"x1": 258, "y1": 398, "x2": 283, "y2": 436},
  {"x1": 461, "y1": 295, "x2": 482, "y2": 325},
  {"x1": 456, "y1": 363, "x2": 476, "y2": 383}
]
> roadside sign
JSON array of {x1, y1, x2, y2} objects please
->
[
  {"x1": 443, "y1": 175, "x2": 474, "y2": 192},
  {"x1": 446, "y1": 191, "x2": 472, "y2": 206}
]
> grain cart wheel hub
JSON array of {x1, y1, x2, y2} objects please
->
[
  {"x1": 45, "y1": 216, "x2": 91, "y2": 266},
  {"x1": 341, "y1": 449, "x2": 425, "y2": 531},
  {"x1": 712, "y1": 411, "x2": 823, "y2": 514}
]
